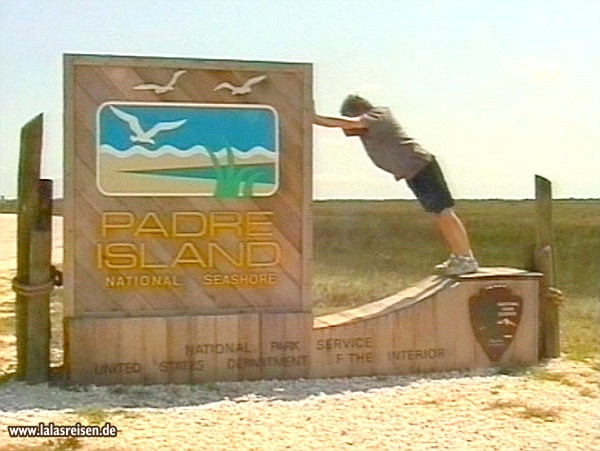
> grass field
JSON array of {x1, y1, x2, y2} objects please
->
[
  {"x1": 0, "y1": 199, "x2": 597, "y2": 371},
  {"x1": 313, "y1": 199, "x2": 599, "y2": 360}
]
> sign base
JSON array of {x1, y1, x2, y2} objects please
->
[{"x1": 66, "y1": 268, "x2": 540, "y2": 384}]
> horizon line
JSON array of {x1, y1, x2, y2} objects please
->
[{"x1": 1, "y1": 196, "x2": 599, "y2": 202}]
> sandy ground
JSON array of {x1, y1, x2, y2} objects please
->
[
  {"x1": 0, "y1": 213, "x2": 598, "y2": 450},
  {"x1": 0, "y1": 214, "x2": 63, "y2": 375}
]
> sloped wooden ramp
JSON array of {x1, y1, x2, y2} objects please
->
[
  {"x1": 311, "y1": 267, "x2": 540, "y2": 379},
  {"x1": 67, "y1": 268, "x2": 540, "y2": 384}
]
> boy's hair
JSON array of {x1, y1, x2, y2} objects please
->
[{"x1": 340, "y1": 94, "x2": 373, "y2": 117}]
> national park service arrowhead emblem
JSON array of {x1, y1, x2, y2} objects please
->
[{"x1": 469, "y1": 285, "x2": 523, "y2": 362}]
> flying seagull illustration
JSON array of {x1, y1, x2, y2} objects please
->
[
  {"x1": 133, "y1": 70, "x2": 187, "y2": 94},
  {"x1": 213, "y1": 74, "x2": 267, "y2": 95},
  {"x1": 109, "y1": 106, "x2": 187, "y2": 145}
]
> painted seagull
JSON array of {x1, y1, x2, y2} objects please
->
[
  {"x1": 213, "y1": 74, "x2": 267, "y2": 95},
  {"x1": 133, "y1": 70, "x2": 187, "y2": 94},
  {"x1": 109, "y1": 106, "x2": 187, "y2": 145}
]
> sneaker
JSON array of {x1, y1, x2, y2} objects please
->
[
  {"x1": 434, "y1": 255, "x2": 458, "y2": 274},
  {"x1": 444, "y1": 255, "x2": 479, "y2": 276}
]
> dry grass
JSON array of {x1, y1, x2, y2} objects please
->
[
  {"x1": 0, "y1": 199, "x2": 598, "y2": 380},
  {"x1": 488, "y1": 399, "x2": 561, "y2": 421},
  {"x1": 313, "y1": 199, "x2": 600, "y2": 360}
]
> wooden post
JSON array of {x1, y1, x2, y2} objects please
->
[
  {"x1": 14, "y1": 114, "x2": 53, "y2": 382},
  {"x1": 26, "y1": 179, "x2": 53, "y2": 382},
  {"x1": 534, "y1": 175, "x2": 560, "y2": 358}
]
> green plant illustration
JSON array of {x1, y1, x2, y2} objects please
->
[{"x1": 207, "y1": 146, "x2": 272, "y2": 198}]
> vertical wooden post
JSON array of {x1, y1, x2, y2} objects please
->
[
  {"x1": 534, "y1": 175, "x2": 560, "y2": 358},
  {"x1": 26, "y1": 179, "x2": 53, "y2": 382},
  {"x1": 14, "y1": 113, "x2": 53, "y2": 382}
]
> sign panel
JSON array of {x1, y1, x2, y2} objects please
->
[
  {"x1": 64, "y1": 54, "x2": 312, "y2": 317},
  {"x1": 97, "y1": 102, "x2": 279, "y2": 197},
  {"x1": 469, "y1": 285, "x2": 524, "y2": 361}
]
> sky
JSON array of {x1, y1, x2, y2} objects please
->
[
  {"x1": 100, "y1": 104, "x2": 277, "y2": 151},
  {"x1": 1, "y1": 0, "x2": 599, "y2": 200}
]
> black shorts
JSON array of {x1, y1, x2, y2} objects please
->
[{"x1": 406, "y1": 158, "x2": 455, "y2": 213}]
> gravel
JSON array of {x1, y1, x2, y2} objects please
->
[{"x1": 1, "y1": 359, "x2": 598, "y2": 450}]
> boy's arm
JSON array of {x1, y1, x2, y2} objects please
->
[{"x1": 314, "y1": 114, "x2": 367, "y2": 132}]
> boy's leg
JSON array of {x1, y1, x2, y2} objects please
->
[
  {"x1": 432, "y1": 209, "x2": 478, "y2": 275},
  {"x1": 433, "y1": 208, "x2": 473, "y2": 258},
  {"x1": 406, "y1": 158, "x2": 478, "y2": 275}
]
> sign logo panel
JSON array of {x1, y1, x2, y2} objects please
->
[
  {"x1": 97, "y1": 102, "x2": 279, "y2": 197},
  {"x1": 469, "y1": 285, "x2": 524, "y2": 362}
]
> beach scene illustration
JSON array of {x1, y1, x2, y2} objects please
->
[{"x1": 96, "y1": 102, "x2": 279, "y2": 197}]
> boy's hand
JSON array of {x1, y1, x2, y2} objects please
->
[{"x1": 343, "y1": 128, "x2": 366, "y2": 136}]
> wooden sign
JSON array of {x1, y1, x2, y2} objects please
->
[
  {"x1": 63, "y1": 54, "x2": 541, "y2": 385},
  {"x1": 63, "y1": 54, "x2": 312, "y2": 317},
  {"x1": 65, "y1": 267, "x2": 540, "y2": 384}
]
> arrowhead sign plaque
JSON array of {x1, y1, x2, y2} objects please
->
[{"x1": 469, "y1": 285, "x2": 524, "y2": 362}]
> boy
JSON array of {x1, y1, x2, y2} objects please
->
[{"x1": 314, "y1": 94, "x2": 478, "y2": 276}]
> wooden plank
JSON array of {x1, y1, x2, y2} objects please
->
[
  {"x1": 259, "y1": 313, "x2": 311, "y2": 380},
  {"x1": 164, "y1": 316, "x2": 192, "y2": 384},
  {"x1": 66, "y1": 319, "x2": 95, "y2": 384},
  {"x1": 235, "y1": 314, "x2": 261, "y2": 380},
  {"x1": 210, "y1": 315, "x2": 238, "y2": 382},
  {"x1": 371, "y1": 313, "x2": 396, "y2": 375},
  {"x1": 141, "y1": 317, "x2": 168, "y2": 384},
  {"x1": 310, "y1": 326, "x2": 338, "y2": 378},
  {"x1": 390, "y1": 301, "x2": 426, "y2": 375},
  {"x1": 535, "y1": 175, "x2": 559, "y2": 358},
  {"x1": 15, "y1": 116, "x2": 54, "y2": 382},
  {"x1": 410, "y1": 297, "x2": 440, "y2": 374},
  {"x1": 66, "y1": 53, "x2": 312, "y2": 74},
  {"x1": 313, "y1": 276, "x2": 453, "y2": 328},
  {"x1": 24, "y1": 180, "x2": 53, "y2": 382},
  {"x1": 15, "y1": 114, "x2": 44, "y2": 380},
  {"x1": 437, "y1": 282, "x2": 476, "y2": 370},
  {"x1": 64, "y1": 58, "x2": 77, "y2": 319},
  {"x1": 346, "y1": 320, "x2": 376, "y2": 378},
  {"x1": 93, "y1": 319, "x2": 123, "y2": 385},
  {"x1": 311, "y1": 320, "x2": 376, "y2": 379},
  {"x1": 118, "y1": 318, "x2": 146, "y2": 385},
  {"x1": 16, "y1": 115, "x2": 44, "y2": 280},
  {"x1": 535, "y1": 176, "x2": 554, "y2": 248},
  {"x1": 431, "y1": 282, "x2": 464, "y2": 371},
  {"x1": 258, "y1": 313, "x2": 285, "y2": 380}
]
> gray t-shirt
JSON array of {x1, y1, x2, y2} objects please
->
[{"x1": 359, "y1": 107, "x2": 432, "y2": 180}]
